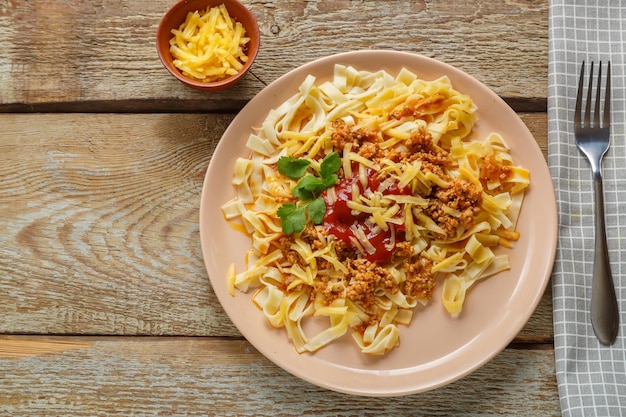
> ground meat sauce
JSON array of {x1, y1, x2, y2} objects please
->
[
  {"x1": 322, "y1": 167, "x2": 411, "y2": 264},
  {"x1": 480, "y1": 155, "x2": 513, "y2": 183},
  {"x1": 322, "y1": 121, "x2": 485, "y2": 265},
  {"x1": 313, "y1": 130, "x2": 493, "y2": 310},
  {"x1": 425, "y1": 179, "x2": 482, "y2": 237},
  {"x1": 315, "y1": 120, "x2": 493, "y2": 308}
]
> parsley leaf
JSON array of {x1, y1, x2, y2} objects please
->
[
  {"x1": 320, "y1": 152, "x2": 341, "y2": 180},
  {"x1": 277, "y1": 202, "x2": 297, "y2": 218},
  {"x1": 307, "y1": 197, "x2": 326, "y2": 224},
  {"x1": 292, "y1": 175, "x2": 327, "y2": 200},
  {"x1": 278, "y1": 156, "x2": 311, "y2": 180},
  {"x1": 277, "y1": 152, "x2": 342, "y2": 234},
  {"x1": 277, "y1": 203, "x2": 307, "y2": 235},
  {"x1": 322, "y1": 173, "x2": 338, "y2": 188}
]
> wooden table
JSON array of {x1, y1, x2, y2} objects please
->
[{"x1": 0, "y1": 1, "x2": 556, "y2": 415}]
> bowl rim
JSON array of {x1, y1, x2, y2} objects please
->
[{"x1": 156, "y1": 0, "x2": 260, "y2": 91}]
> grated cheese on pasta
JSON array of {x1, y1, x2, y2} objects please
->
[{"x1": 221, "y1": 65, "x2": 530, "y2": 356}]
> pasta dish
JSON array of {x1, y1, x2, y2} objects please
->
[{"x1": 221, "y1": 65, "x2": 530, "y2": 355}]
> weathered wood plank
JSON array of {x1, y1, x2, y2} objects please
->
[
  {"x1": 0, "y1": 335, "x2": 559, "y2": 416},
  {"x1": 0, "y1": 0, "x2": 548, "y2": 112},
  {"x1": 0, "y1": 113, "x2": 551, "y2": 340},
  {"x1": 0, "y1": 113, "x2": 233, "y2": 335}
]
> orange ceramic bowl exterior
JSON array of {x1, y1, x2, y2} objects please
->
[{"x1": 156, "y1": 0, "x2": 260, "y2": 92}]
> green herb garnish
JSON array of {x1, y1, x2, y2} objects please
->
[
  {"x1": 276, "y1": 152, "x2": 341, "y2": 234},
  {"x1": 277, "y1": 156, "x2": 311, "y2": 180},
  {"x1": 276, "y1": 203, "x2": 307, "y2": 235}
]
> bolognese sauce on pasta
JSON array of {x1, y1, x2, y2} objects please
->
[{"x1": 221, "y1": 65, "x2": 530, "y2": 355}]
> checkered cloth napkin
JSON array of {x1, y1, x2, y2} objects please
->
[{"x1": 549, "y1": 1, "x2": 626, "y2": 415}]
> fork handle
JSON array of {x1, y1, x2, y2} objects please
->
[{"x1": 591, "y1": 172, "x2": 619, "y2": 345}]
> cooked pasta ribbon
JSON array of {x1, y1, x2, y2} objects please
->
[{"x1": 221, "y1": 65, "x2": 530, "y2": 355}]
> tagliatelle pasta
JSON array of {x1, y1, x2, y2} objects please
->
[{"x1": 221, "y1": 65, "x2": 530, "y2": 355}]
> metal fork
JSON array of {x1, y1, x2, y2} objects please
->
[{"x1": 574, "y1": 60, "x2": 619, "y2": 345}]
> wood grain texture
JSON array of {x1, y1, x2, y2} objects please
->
[
  {"x1": 0, "y1": 335, "x2": 559, "y2": 416},
  {"x1": 0, "y1": 337, "x2": 92, "y2": 358},
  {"x1": 0, "y1": 113, "x2": 235, "y2": 336},
  {"x1": 0, "y1": 1, "x2": 557, "y2": 412},
  {"x1": 0, "y1": 113, "x2": 551, "y2": 339},
  {"x1": 0, "y1": 0, "x2": 548, "y2": 112}
]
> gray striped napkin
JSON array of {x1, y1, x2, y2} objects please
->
[{"x1": 549, "y1": 1, "x2": 626, "y2": 415}]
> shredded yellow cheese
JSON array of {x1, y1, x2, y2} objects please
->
[{"x1": 169, "y1": 4, "x2": 250, "y2": 82}]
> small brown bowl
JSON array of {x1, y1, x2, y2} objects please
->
[{"x1": 156, "y1": 0, "x2": 260, "y2": 92}]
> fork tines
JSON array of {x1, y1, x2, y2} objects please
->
[{"x1": 575, "y1": 61, "x2": 611, "y2": 131}]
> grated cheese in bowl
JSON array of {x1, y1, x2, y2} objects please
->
[{"x1": 169, "y1": 4, "x2": 250, "y2": 83}]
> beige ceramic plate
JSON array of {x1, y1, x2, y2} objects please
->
[{"x1": 199, "y1": 50, "x2": 557, "y2": 396}]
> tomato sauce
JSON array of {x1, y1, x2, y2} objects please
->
[{"x1": 322, "y1": 167, "x2": 411, "y2": 263}]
